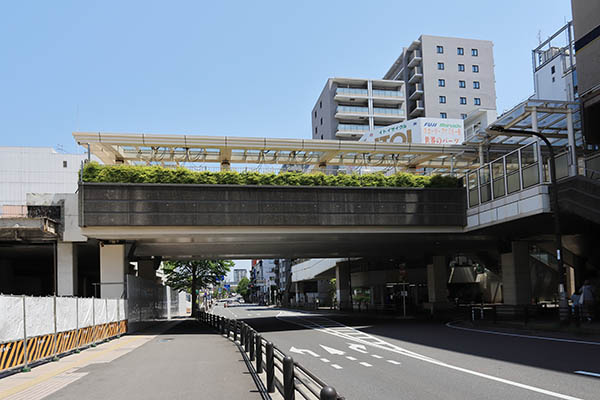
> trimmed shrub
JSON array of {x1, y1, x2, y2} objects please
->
[{"x1": 81, "y1": 162, "x2": 459, "y2": 189}]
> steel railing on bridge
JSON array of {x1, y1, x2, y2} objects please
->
[{"x1": 199, "y1": 310, "x2": 343, "y2": 400}]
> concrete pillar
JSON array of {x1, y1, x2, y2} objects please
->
[
  {"x1": 427, "y1": 256, "x2": 448, "y2": 303},
  {"x1": 501, "y1": 241, "x2": 531, "y2": 305},
  {"x1": 317, "y1": 279, "x2": 330, "y2": 306},
  {"x1": 99, "y1": 244, "x2": 126, "y2": 299},
  {"x1": 336, "y1": 263, "x2": 351, "y2": 310},
  {"x1": 57, "y1": 242, "x2": 78, "y2": 296},
  {"x1": 137, "y1": 260, "x2": 156, "y2": 280}
]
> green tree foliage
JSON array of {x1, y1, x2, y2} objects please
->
[
  {"x1": 236, "y1": 276, "x2": 250, "y2": 301},
  {"x1": 163, "y1": 259, "x2": 233, "y2": 316},
  {"x1": 82, "y1": 162, "x2": 460, "y2": 188}
]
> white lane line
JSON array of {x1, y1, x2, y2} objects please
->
[
  {"x1": 346, "y1": 356, "x2": 357, "y2": 361},
  {"x1": 331, "y1": 364, "x2": 343, "y2": 370},
  {"x1": 446, "y1": 321, "x2": 600, "y2": 346},
  {"x1": 360, "y1": 362, "x2": 373, "y2": 367},
  {"x1": 320, "y1": 358, "x2": 330, "y2": 363},
  {"x1": 387, "y1": 360, "x2": 401, "y2": 365},
  {"x1": 371, "y1": 354, "x2": 383, "y2": 359},
  {"x1": 276, "y1": 311, "x2": 583, "y2": 400},
  {"x1": 574, "y1": 371, "x2": 600, "y2": 378}
]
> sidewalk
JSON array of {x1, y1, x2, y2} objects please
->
[{"x1": 0, "y1": 319, "x2": 263, "y2": 400}]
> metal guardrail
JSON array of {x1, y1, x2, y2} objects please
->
[{"x1": 199, "y1": 311, "x2": 343, "y2": 400}]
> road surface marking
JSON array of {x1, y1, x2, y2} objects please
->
[
  {"x1": 346, "y1": 356, "x2": 357, "y2": 361},
  {"x1": 574, "y1": 371, "x2": 600, "y2": 378},
  {"x1": 445, "y1": 322, "x2": 600, "y2": 346},
  {"x1": 359, "y1": 362, "x2": 373, "y2": 367},
  {"x1": 348, "y1": 343, "x2": 368, "y2": 353},
  {"x1": 320, "y1": 358, "x2": 330, "y2": 363},
  {"x1": 331, "y1": 364, "x2": 342, "y2": 370},
  {"x1": 276, "y1": 311, "x2": 583, "y2": 400},
  {"x1": 387, "y1": 360, "x2": 401, "y2": 365},
  {"x1": 371, "y1": 354, "x2": 383, "y2": 359},
  {"x1": 289, "y1": 347, "x2": 320, "y2": 357},
  {"x1": 319, "y1": 345, "x2": 345, "y2": 355}
]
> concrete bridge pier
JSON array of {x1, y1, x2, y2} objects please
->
[
  {"x1": 501, "y1": 241, "x2": 531, "y2": 305},
  {"x1": 99, "y1": 243, "x2": 126, "y2": 298},
  {"x1": 57, "y1": 242, "x2": 78, "y2": 296},
  {"x1": 336, "y1": 263, "x2": 352, "y2": 310}
]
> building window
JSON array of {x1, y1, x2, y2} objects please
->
[
  {"x1": 437, "y1": 45, "x2": 444, "y2": 54},
  {"x1": 461, "y1": 113, "x2": 468, "y2": 119},
  {"x1": 471, "y1": 48, "x2": 478, "y2": 56},
  {"x1": 458, "y1": 64, "x2": 465, "y2": 72},
  {"x1": 437, "y1": 62, "x2": 445, "y2": 70},
  {"x1": 63, "y1": 161, "x2": 68, "y2": 168},
  {"x1": 552, "y1": 76, "x2": 556, "y2": 82},
  {"x1": 438, "y1": 79, "x2": 445, "y2": 87},
  {"x1": 439, "y1": 96, "x2": 446, "y2": 104},
  {"x1": 321, "y1": 135, "x2": 323, "y2": 140},
  {"x1": 472, "y1": 65, "x2": 479, "y2": 73},
  {"x1": 474, "y1": 97, "x2": 481, "y2": 105},
  {"x1": 320, "y1": 117, "x2": 323, "y2": 125},
  {"x1": 440, "y1": 112, "x2": 447, "y2": 119},
  {"x1": 460, "y1": 97, "x2": 467, "y2": 105},
  {"x1": 551, "y1": 65, "x2": 556, "y2": 74},
  {"x1": 473, "y1": 81, "x2": 480, "y2": 89},
  {"x1": 319, "y1": 101, "x2": 322, "y2": 108},
  {"x1": 315, "y1": 127, "x2": 318, "y2": 135},
  {"x1": 314, "y1": 111, "x2": 317, "y2": 118},
  {"x1": 457, "y1": 47, "x2": 464, "y2": 55},
  {"x1": 459, "y1": 80, "x2": 466, "y2": 88}
]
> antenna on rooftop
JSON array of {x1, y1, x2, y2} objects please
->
[{"x1": 537, "y1": 30, "x2": 542, "y2": 45}]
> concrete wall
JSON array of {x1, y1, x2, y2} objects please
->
[
  {"x1": 421, "y1": 35, "x2": 496, "y2": 119},
  {"x1": 80, "y1": 183, "x2": 467, "y2": 227}
]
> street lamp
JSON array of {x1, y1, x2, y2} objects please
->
[{"x1": 489, "y1": 125, "x2": 568, "y2": 322}]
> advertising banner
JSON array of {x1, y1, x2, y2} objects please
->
[{"x1": 359, "y1": 117, "x2": 464, "y2": 145}]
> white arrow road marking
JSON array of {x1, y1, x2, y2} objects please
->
[
  {"x1": 371, "y1": 354, "x2": 383, "y2": 359},
  {"x1": 346, "y1": 356, "x2": 357, "y2": 361},
  {"x1": 320, "y1": 358, "x2": 330, "y2": 363},
  {"x1": 348, "y1": 343, "x2": 368, "y2": 353},
  {"x1": 360, "y1": 362, "x2": 373, "y2": 367},
  {"x1": 276, "y1": 312, "x2": 584, "y2": 400},
  {"x1": 331, "y1": 364, "x2": 343, "y2": 370},
  {"x1": 289, "y1": 347, "x2": 319, "y2": 357},
  {"x1": 574, "y1": 371, "x2": 600, "y2": 378},
  {"x1": 387, "y1": 360, "x2": 401, "y2": 365},
  {"x1": 319, "y1": 344, "x2": 345, "y2": 355}
]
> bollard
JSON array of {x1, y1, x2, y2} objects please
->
[
  {"x1": 283, "y1": 356, "x2": 295, "y2": 400},
  {"x1": 319, "y1": 386, "x2": 338, "y2": 400},
  {"x1": 244, "y1": 326, "x2": 250, "y2": 353},
  {"x1": 233, "y1": 321, "x2": 238, "y2": 342},
  {"x1": 226, "y1": 319, "x2": 230, "y2": 338},
  {"x1": 219, "y1": 316, "x2": 224, "y2": 335},
  {"x1": 266, "y1": 342, "x2": 275, "y2": 393},
  {"x1": 249, "y1": 331, "x2": 255, "y2": 361},
  {"x1": 241, "y1": 323, "x2": 246, "y2": 346},
  {"x1": 256, "y1": 335, "x2": 263, "y2": 373}
]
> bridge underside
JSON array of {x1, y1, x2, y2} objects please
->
[{"x1": 82, "y1": 226, "x2": 494, "y2": 260}]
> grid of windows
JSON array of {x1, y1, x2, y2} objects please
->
[
  {"x1": 439, "y1": 96, "x2": 446, "y2": 104},
  {"x1": 440, "y1": 112, "x2": 447, "y2": 119},
  {"x1": 437, "y1": 62, "x2": 445, "y2": 70},
  {"x1": 474, "y1": 97, "x2": 481, "y2": 105},
  {"x1": 472, "y1": 48, "x2": 478, "y2": 56},
  {"x1": 457, "y1": 47, "x2": 464, "y2": 55},
  {"x1": 458, "y1": 64, "x2": 465, "y2": 72},
  {"x1": 437, "y1": 45, "x2": 444, "y2": 54},
  {"x1": 460, "y1": 97, "x2": 467, "y2": 105},
  {"x1": 459, "y1": 80, "x2": 466, "y2": 88},
  {"x1": 473, "y1": 81, "x2": 480, "y2": 89},
  {"x1": 472, "y1": 65, "x2": 479, "y2": 73},
  {"x1": 438, "y1": 79, "x2": 445, "y2": 87}
]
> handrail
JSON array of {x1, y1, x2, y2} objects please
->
[{"x1": 200, "y1": 310, "x2": 343, "y2": 400}]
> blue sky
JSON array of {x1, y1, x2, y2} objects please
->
[{"x1": 0, "y1": 1, "x2": 573, "y2": 155}]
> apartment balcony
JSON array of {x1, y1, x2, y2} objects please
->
[
  {"x1": 408, "y1": 67, "x2": 423, "y2": 84},
  {"x1": 407, "y1": 50, "x2": 422, "y2": 68},
  {"x1": 335, "y1": 87, "x2": 368, "y2": 102},
  {"x1": 373, "y1": 107, "x2": 405, "y2": 123},
  {"x1": 335, "y1": 105, "x2": 370, "y2": 121},
  {"x1": 408, "y1": 83, "x2": 424, "y2": 100},
  {"x1": 336, "y1": 123, "x2": 369, "y2": 138},
  {"x1": 371, "y1": 89, "x2": 404, "y2": 105},
  {"x1": 409, "y1": 100, "x2": 425, "y2": 118}
]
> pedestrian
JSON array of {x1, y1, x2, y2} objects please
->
[{"x1": 578, "y1": 280, "x2": 595, "y2": 322}]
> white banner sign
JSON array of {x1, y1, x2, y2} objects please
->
[{"x1": 359, "y1": 117, "x2": 464, "y2": 145}]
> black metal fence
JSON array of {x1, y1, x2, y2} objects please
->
[
  {"x1": 466, "y1": 303, "x2": 591, "y2": 326},
  {"x1": 199, "y1": 311, "x2": 343, "y2": 400}
]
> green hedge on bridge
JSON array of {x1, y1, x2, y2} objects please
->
[{"x1": 82, "y1": 162, "x2": 461, "y2": 188}]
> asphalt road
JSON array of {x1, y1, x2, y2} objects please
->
[{"x1": 214, "y1": 304, "x2": 600, "y2": 400}]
